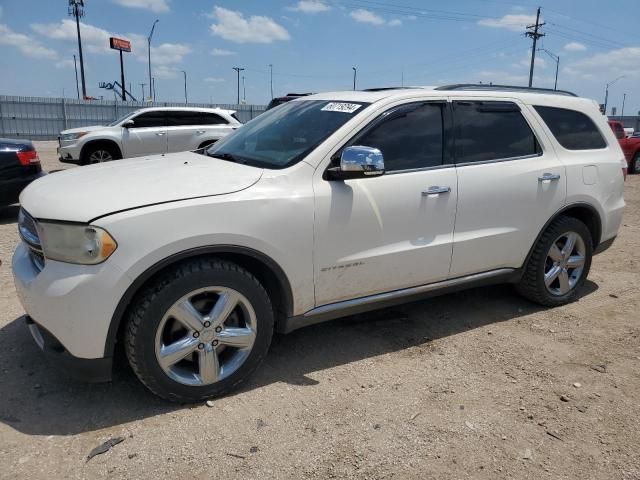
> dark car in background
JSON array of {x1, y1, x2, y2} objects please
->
[
  {"x1": 0, "y1": 139, "x2": 44, "y2": 207},
  {"x1": 266, "y1": 93, "x2": 313, "y2": 110}
]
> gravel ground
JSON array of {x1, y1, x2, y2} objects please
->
[{"x1": 1, "y1": 142, "x2": 639, "y2": 479}]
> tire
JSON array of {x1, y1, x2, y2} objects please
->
[
  {"x1": 125, "y1": 258, "x2": 274, "y2": 403},
  {"x1": 631, "y1": 154, "x2": 640, "y2": 174},
  {"x1": 516, "y1": 215, "x2": 592, "y2": 307},
  {"x1": 82, "y1": 144, "x2": 121, "y2": 165}
]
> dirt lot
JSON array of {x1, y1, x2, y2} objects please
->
[{"x1": 1, "y1": 142, "x2": 639, "y2": 479}]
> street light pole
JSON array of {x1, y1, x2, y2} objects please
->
[
  {"x1": 538, "y1": 48, "x2": 559, "y2": 90},
  {"x1": 181, "y1": 70, "x2": 188, "y2": 104},
  {"x1": 621, "y1": 93, "x2": 627, "y2": 117},
  {"x1": 352, "y1": 67, "x2": 357, "y2": 90},
  {"x1": 604, "y1": 75, "x2": 625, "y2": 115},
  {"x1": 232, "y1": 67, "x2": 245, "y2": 104},
  {"x1": 242, "y1": 75, "x2": 246, "y2": 103},
  {"x1": 147, "y1": 19, "x2": 159, "y2": 102}
]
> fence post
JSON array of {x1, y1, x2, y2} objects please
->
[{"x1": 62, "y1": 97, "x2": 68, "y2": 130}]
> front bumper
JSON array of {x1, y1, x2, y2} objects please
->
[
  {"x1": 57, "y1": 141, "x2": 82, "y2": 163},
  {"x1": 12, "y1": 243, "x2": 130, "y2": 368},
  {"x1": 24, "y1": 316, "x2": 112, "y2": 382}
]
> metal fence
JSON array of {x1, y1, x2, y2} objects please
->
[{"x1": 0, "y1": 96, "x2": 267, "y2": 140}]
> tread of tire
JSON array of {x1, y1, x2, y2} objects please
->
[{"x1": 124, "y1": 258, "x2": 272, "y2": 403}]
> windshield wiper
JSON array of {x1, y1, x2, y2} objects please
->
[{"x1": 208, "y1": 151, "x2": 248, "y2": 164}]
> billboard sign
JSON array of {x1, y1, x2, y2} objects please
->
[{"x1": 109, "y1": 37, "x2": 131, "y2": 52}]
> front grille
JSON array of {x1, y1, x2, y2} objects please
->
[{"x1": 18, "y1": 209, "x2": 45, "y2": 272}]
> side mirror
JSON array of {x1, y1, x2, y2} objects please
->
[
  {"x1": 326, "y1": 146, "x2": 385, "y2": 180},
  {"x1": 122, "y1": 119, "x2": 135, "y2": 128}
]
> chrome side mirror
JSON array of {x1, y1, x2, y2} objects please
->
[
  {"x1": 326, "y1": 145, "x2": 385, "y2": 180},
  {"x1": 122, "y1": 119, "x2": 135, "y2": 128}
]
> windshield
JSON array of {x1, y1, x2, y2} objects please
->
[
  {"x1": 205, "y1": 100, "x2": 369, "y2": 169},
  {"x1": 109, "y1": 111, "x2": 138, "y2": 127}
]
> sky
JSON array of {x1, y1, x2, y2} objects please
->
[{"x1": 0, "y1": 0, "x2": 638, "y2": 114}]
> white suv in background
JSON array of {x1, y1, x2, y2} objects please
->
[
  {"x1": 14, "y1": 85, "x2": 625, "y2": 402},
  {"x1": 58, "y1": 107, "x2": 241, "y2": 164}
]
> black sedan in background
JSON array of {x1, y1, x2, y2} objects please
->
[{"x1": 0, "y1": 138, "x2": 45, "y2": 207}]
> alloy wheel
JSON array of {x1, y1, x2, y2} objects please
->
[
  {"x1": 89, "y1": 149, "x2": 113, "y2": 163},
  {"x1": 154, "y1": 286, "x2": 257, "y2": 386},
  {"x1": 544, "y1": 231, "x2": 586, "y2": 296}
]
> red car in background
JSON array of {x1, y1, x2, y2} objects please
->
[{"x1": 608, "y1": 120, "x2": 640, "y2": 174}]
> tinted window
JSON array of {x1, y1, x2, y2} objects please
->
[
  {"x1": 354, "y1": 103, "x2": 444, "y2": 171},
  {"x1": 166, "y1": 111, "x2": 228, "y2": 126},
  {"x1": 535, "y1": 106, "x2": 606, "y2": 150},
  {"x1": 131, "y1": 111, "x2": 166, "y2": 128},
  {"x1": 454, "y1": 101, "x2": 541, "y2": 163}
]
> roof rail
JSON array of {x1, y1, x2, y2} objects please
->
[
  {"x1": 435, "y1": 84, "x2": 577, "y2": 97},
  {"x1": 362, "y1": 87, "x2": 422, "y2": 92}
]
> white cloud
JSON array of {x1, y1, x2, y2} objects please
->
[
  {"x1": 55, "y1": 58, "x2": 75, "y2": 69},
  {"x1": 568, "y1": 47, "x2": 640, "y2": 78},
  {"x1": 204, "y1": 77, "x2": 225, "y2": 83},
  {"x1": 388, "y1": 19, "x2": 402, "y2": 27},
  {"x1": 211, "y1": 48, "x2": 236, "y2": 56},
  {"x1": 350, "y1": 9, "x2": 385, "y2": 26},
  {"x1": 287, "y1": 1, "x2": 331, "y2": 13},
  {"x1": 112, "y1": 0, "x2": 169, "y2": 13},
  {"x1": 564, "y1": 42, "x2": 587, "y2": 52},
  {"x1": 478, "y1": 14, "x2": 536, "y2": 32},
  {"x1": 0, "y1": 24, "x2": 58, "y2": 59},
  {"x1": 209, "y1": 6, "x2": 290, "y2": 44},
  {"x1": 32, "y1": 19, "x2": 113, "y2": 54}
]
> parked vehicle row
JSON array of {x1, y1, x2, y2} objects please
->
[
  {"x1": 12, "y1": 85, "x2": 625, "y2": 402},
  {"x1": 58, "y1": 107, "x2": 241, "y2": 165},
  {"x1": 608, "y1": 120, "x2": 640, "y2": 173}
]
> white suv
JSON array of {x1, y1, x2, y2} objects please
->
[
  {"x1": 58, "y1": 107, "x2": 241, "y2": 164},
  {"x1": 13, "y1": 85, "x2": 626, "y2": 402}
]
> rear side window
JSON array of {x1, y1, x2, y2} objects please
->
[
  {"x1": 535, "y1": 106, "x2": 606, "y2": 150},
  {"x1": 354, "y1": 102, "x2": 444, "y2": 171},
  {"x1": 454, "y1": 101, "x2": 541, "y2": 164},
  {"x1": 166, "y1": 111, "x2": 228, "y2": 126}
]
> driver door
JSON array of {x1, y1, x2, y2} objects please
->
[
  {"x1": 122, "y1": 111, "x2": 168, "y2": 158},
  {"x1": 312, "y1": 101, "x2": 458, "y2": 306}
]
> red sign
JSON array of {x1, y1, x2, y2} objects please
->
[{"x1": 110, "y1": 37, "x2": 131, "y2": 52}]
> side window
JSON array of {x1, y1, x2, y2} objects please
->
[
  {"x1": 202, "y1": 113, "x2": 228, "y2": 125},
  {"x1": 166, "y1": 111, "x2": 229, "y2": 127},
  {"x1": 131, "y1": 111, "x2": 166, "y2": 128},
  {"x1": 535, "y1": 106, "x2": 607, "y2": 150},
  {"x1": 454, "y1": 101, "x2": 541, "y2": 164},
  {"x1": 354, "y1": 102, "x2": 444, "y2": 171}
]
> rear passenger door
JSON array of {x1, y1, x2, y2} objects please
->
[
  {"x1": 166, "y1": 111, "x2": 231, "y2": 152},
  {"x1": 449, "y1": 99, "x2": 566, "y2": 277}
]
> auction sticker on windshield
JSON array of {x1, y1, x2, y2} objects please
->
[{"x1": 321, "y1": 102, "x2": 363, "y2": 113}]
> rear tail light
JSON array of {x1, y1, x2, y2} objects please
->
[{"x1": 16, "y1": 150, "x2": 39, "y2": 166}]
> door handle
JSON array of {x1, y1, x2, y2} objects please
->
[
  {"x1": 422, "y1": 186, "x2": 451, "y2": 196},
  {"x1": 196, "y1": 130, "x2": 206, "y2": 134},
  {"x1": 155, "y1": 132, "x2": 166, "y2": 136},
  {"x1": 538, "y1": 173, "x2": 561, "y2": 182}
]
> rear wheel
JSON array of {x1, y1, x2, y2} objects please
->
[
  {"x1": 125, "y1": 258, "x2": 274, "y2": 403},
  {"x1": 631, "y1": 153, "x2": 640, "y2": 174},
  {"x1": 517, "y1": 216, "x2": 592, "y2": 306}
]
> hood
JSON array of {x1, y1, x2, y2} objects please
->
[
  {"x1": 60, "y1": 125, "x2": 110, "y2": 135},
  {"x1": 20, "y1": 152, "x2": 263, "y2": 222}
]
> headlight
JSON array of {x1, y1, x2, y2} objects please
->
[
  {"x1": 60, "y1": 132, "x2": 88, "y2": 141},
  {"x1": 37, "y1": 222, "x2": 117, "y2": 265}
]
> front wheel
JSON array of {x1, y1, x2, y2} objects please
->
[
  {"x1": 516, "y1": 216, "x2": 592, "y2": 307},
  {"x1": 83, "y1": 144, "x2": 121, "y2": 165},
  {"x1": 631, "y1": 154, "x2": 640, "y2": 174},
  {"x1": 125, "y1": 258, "x2": 274, "y2": 403}
]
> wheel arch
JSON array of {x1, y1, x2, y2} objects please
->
[
  {"x1": 80, "y1": 139, "x2": 123, "y2": 164},
  {"x1": 104, "y1": 245, "x2": 294, "y2": 359},
  {"x1": 523, "y1": 202, "x2": 602, "y2": 269}
]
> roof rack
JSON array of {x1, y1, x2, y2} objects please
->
[
  {"x1": 435, "y1": 84, "x2": 577, "y2": 97},
  {"x1": 362, "y1": 87, "x2": 421, "y2": 92}
]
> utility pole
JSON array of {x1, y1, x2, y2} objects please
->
[
  {"x1": 525, "y1": 7, "x2": 545, "y2": 87},
  {"x1": 232, "y1": 67, "x2": 245, "y2": 104},
  {"x1": 604, "y1": 75, "x2": 625, "y2": 115},
  {"x1": 352, "y1": 67, "x2": 357, "y2": 90},
  {"x1": 68, "y1": 1, "x2": 87, "y2": 99},
  {"x1": 73, "y1": 54, "x2": 80, "y2": 99},
  {"x1": 140, "y1": 82, "x2": 146, "y2": 101},
  {"x1": 147, "y1": 19, "x2": 159, "y2": 101},
  {"x1": 181, "y1": 70, "x2": 188, "y2": 104},
  {"x1": 268, "y1": 64, "x2": 273, "y2": 99},
  {"x1": 152, "y1": 77, "x2": 156, "y2": 102},
  {"x1": 242, "y1": 76, "x2": 246, "y2": 103},
  {"x1": 621, "y1": 93, "x2": 627, "y2": 117},
  {"x1": 538, "y1": 48, "x2": 559, "y2": 90}
]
